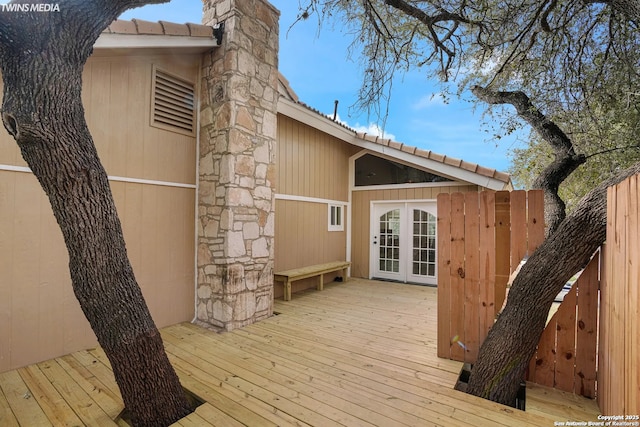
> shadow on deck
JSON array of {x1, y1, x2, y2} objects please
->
[{"x1": 0, "y1": 278, "x2": 600, "y2": 426}]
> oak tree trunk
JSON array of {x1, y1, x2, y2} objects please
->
[{"x1": 0, "y1": 2, "x2": 191, "y2": 425}]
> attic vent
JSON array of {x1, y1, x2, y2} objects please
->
[{"x1": 151, "y1": 66, "x2": 195, "y2": 135}]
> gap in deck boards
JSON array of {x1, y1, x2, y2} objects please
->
[
  {"x1": 114, "y1": 387, "x2": 205, "y2": 426},
  {"x1": 455, "y1": 363, "x2": 527, "y2": 411}
]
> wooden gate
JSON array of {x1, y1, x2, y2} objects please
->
[
  {"x1": 528, "y1": 250, "x2": 600, "y2": 397},
  {"x1": 436, "y1": 190, "x2": 545, "y2": 363},
  {"x1": 599, "y1": 174, "x2": 639, "y2": 414}
]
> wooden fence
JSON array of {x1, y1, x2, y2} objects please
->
[
  {"x1": 436, "y1": 190, "x2": 545, "y2": 363},
  {"x1": 599, "y1": 174, "x2": 639, "y2": 414},
  {"x1": 438, "y1": 176, "x2": 640, "y2": 407},
  {"x1": 527, "y1": 250, "x2": 600, "y2": 397}
]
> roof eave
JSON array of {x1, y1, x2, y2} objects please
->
[
  {"x1": 277, "y1": 96, "x2": 511, "y2": 191},
  {"x1": 94, "y1": 33, "x2": 219, "y2": 52}
]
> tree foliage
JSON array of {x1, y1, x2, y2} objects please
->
[
  {"x1": 303, "y1": 0, "x2": 639, "y2": 117},
  {"x1": 302, "y1": 0, "x2": 640, "y2": 209},
  {"x1": 509, "y1": 86, "x2": 640, "y2": 210}
]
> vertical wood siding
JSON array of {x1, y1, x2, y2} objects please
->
[
  {"x1": 274, "y1": 116, "x2": 355, "y2": 297},
  {"x1": 0, "y1": 53, "x2": 198, "y2": 372},
  {"x1": 276, "y1": 115, "x2": 355, "y2": 202},
  {"x1": 274, "y1": 199, "x2": 347, "y2": 298}
]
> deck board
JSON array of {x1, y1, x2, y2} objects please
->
[{"x1": 0, "y1": 279, "x2": 600, "y2": 426}]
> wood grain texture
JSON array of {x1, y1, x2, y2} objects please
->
[{"x1": 0, "y1": 279, "x2": 601, "y2": 426}]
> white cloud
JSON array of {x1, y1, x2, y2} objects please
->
[
  {"x1": 352, "y1": 122, "x2": 396, "y2": 141},
  {"x1": 329, "y1": 113, "x2": 397, "y2": 141}
]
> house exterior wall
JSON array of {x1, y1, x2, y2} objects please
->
[
  {"x1": 0, "y1": 53, "x2": 199, "y2": 372},
  {"x1": 274, "y1": 115, "x2": 358, "y2": 296},
  {"x1": 350, "y1": 185, "x2": 479, "y2": 279},
  {"x1": 277, "y1": 115, "x2": 355, "y2": 201}
]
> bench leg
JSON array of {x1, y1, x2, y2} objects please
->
[
  {"x1": 343, "y1": 267, "x2": 349, "y2": 282},
  {"x1": 285, "y1": 280, "x2": 292, "y2": 301},
  {"x1": 318, "y1": 274, "x2": 324, "y2": 291}
]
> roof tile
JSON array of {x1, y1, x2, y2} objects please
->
[
  {"x1": 133, "y1": 19, "x2": 164, "y2": 35},
  {"x1": 105, "y1": 19, "x2": 137, "y2": 34},
  {"x1": 460, "y1": 160, "x2": 478, "y2": 173},
  {"x1": 414, "y1": 148, "x2": 432, "y2": 158},
  {"x1": 388, "y1": 141, "x2": 403, "y2": 151},
  {"x1": 103, "y1": 19, "x2": 216, "y2": 39},
  {"x1": 401, "y1": 145, "x2": 416, "y2": 155},
  {"x1": 444, "y1": 155, "x2": 462, "y2": 167},
  {"x1": 186, "y1": 22, "x2": 215, "y2": 38},
  {"x1": 475, "y1": 165, "x2": 494, "y2": 177},
  {"x1": 494, "y1": 171, "x2": 511, "y2": 182},
  {"x1": 160, "y1": 20, "x2": 191, "y2": 36},
  {"x1": 428, "y1": 152, "x2": 445, "y2": 163}
]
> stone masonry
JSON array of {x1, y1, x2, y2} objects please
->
[{"x1": 197, "y1": 0, "x2": 279, "y2": 330}]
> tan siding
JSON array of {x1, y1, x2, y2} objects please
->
[
  {"x1": 276, "y1": 115, "x2": 351, "y2": 202},
  {"x1": 83, "y1": 55, "x2": 198, "y2": 185},
  {"x1": 0, "y1": 53, "x2": 198, "y2": 373},
  {"x1": 274, "y1": 199, "x2": 347, "y2": 299},
  {"x1": 350, "y1": 185, "x2": 481, "y2": 279},
  {"x1": 0, "y1": 172, "x2": 195, "y2": 372}
]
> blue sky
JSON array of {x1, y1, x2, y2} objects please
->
[{"x1": 119, "y1": 0, "x2": 526, "y2": 172}]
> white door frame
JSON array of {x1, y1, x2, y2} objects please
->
[{"x1": 370, "y1": 200, "x2": 437, "y2": 285}]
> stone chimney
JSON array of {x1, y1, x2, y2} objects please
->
[{"x1": 197, "y1": 0, "x2": 279, "y2": 330}]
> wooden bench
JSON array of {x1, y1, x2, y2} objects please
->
[{"x1": 274, "y1": 261, "x2": 351, "y2": 301}]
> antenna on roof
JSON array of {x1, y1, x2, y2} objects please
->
[{"x1": 333, "y1": 100, "x2": 339, "y2": 121}]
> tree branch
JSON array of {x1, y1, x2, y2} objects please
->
[
  {"x1": 585, "y1": 143, "x2": 640, "y2": 159},
  {"x1": 472, "y1": 86, "x2": 587, "y2": 233}
]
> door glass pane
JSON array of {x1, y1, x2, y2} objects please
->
[
  {"x1": 412, "y1": 209, "x2": 436, "y2": 277},
  {"x1": 379, "y1": 209, "x2": 401, "y2": 273}
]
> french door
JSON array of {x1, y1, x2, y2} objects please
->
[{"x1": 371, "y1": 202, "x2": 437, "y2": 285}]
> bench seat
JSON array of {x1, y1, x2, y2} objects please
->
[{"x1": 274, "y1": 261, "x2": 351, "y2": 301}]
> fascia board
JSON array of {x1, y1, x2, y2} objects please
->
[{"x1": 94, "y1": 33, "x2": 218, "y2": 51}]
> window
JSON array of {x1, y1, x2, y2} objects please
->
[
  {"x1": 355, "y1": 154, "x2": 452, "y2": 186},
  {"x1": 328, "y1": 204, "x2": 344, "y2": 231}
]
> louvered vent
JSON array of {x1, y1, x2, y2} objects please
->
[{"x1": 151, "y1": 67, "x2": 195, "y2": 135}]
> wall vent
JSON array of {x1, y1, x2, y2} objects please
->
[{"x1": 151, "y1": 66, "x2": 195, "y2": 135}]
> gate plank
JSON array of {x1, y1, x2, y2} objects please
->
[
  {"x1": 494, "y1": 192, "x2": 511, "y2": 311},
  {"x1": 509, "y1": 190, "x2": 527, "y2": 272},
  {"x1": 527, "y1": 190, "x2": 545, "y2": 252},
  {"x1": 436, "y1": 193, "x2": 452, "y2": 359},
  {"x1": 575, "y1": 254, "x2": 599, "y2": 398},
  {"x1": 449, "y1": 193, "x2": 466, "y2": 361},
  {"x1": 478, "y1": 191, "x2": 496, "y2": 340},
  {"x1": 554, "y1": 286, "x2": 577, "y2": 392},
  {"x1": 463, "y1": 192, "x2": 480, "y2": 363}
]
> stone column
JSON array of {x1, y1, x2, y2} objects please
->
[{"x1": 197, "y1": 0, "x2": 278, "y2": 331}]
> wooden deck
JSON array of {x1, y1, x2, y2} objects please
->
[{"x1": 0, "y1": 279, "x2": 600, "y2": 426}]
